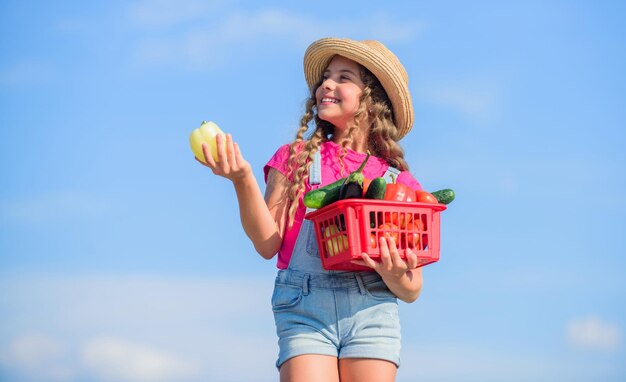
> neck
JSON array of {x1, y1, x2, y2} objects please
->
[
  {"x1": 332, "y1": 117, "x2": 370, "y2": 153},
  {"x1": 332, "y1": 130, "x2": 368, "y2": 153}
]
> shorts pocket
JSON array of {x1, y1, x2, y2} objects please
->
[
  {"x1": 271, "y1": 283, "x2": 303, "y2": 312},
  {"x1": 364, "y1": 280, "x2": 397, "y2": 301}
]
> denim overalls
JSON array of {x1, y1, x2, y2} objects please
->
[{"x1": 271, "y1": 151, "x2": 402, "y2": 369}]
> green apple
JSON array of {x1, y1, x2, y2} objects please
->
[{"x1": 189, "y1": 121, "x2": 225, "y2": 163}]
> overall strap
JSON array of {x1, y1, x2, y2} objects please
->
[
  {"x1": 305, "y1": 149, "x2": 323, "y2": 214},
  {"x1": 309, "y1": 150, "x2": 322, "y2": 186},
  {"x1": 382, "y1": 166, "x2": 401, "y2": 183}
]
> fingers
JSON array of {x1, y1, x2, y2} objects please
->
[
  {"x1": 352, "y1": 252, "x2": 378, "y2": 269},
  {"x1": 380, "y1": 236, "x2": 404, "y2": 268},
  {"x1": 198, "y1": 133, "x2": 251, "y2": 183},
  {"x1": 377, "y1": 235, "x2": 415, "y2": 275},
  {"x1": 216, "y1": 133, "x2": 228, "y2": 168},
  {"x1": 233, "y1": 142, "x2": 245, "y2": 167},
  {"x1": 378, "y1": 236, "x2": 392, "y2": 271},
  {"x1": 354, "y1": 236, "x2": 420, "y2": 278},
  {"x1": 387, "y1": 236, "x2": 404, "y2": 267},
  {"x1": 226, "y1": 134, "x2": 237, "y2": 167},
  {"x1": 201, "y1": 142, "x2": 217, "y2": 168},
  {"x1": 405, "y1": 248, "x2": 419, "y2": 269}
]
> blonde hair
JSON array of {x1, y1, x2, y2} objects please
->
[{"x1": 284, "y1": 62, "x2": 409, "y2": 228}]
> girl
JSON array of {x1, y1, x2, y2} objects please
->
[{"x1": 198, "y1": 37, "x2": 424, "y2": 382}]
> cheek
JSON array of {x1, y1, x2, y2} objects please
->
[
  {"x1": 314, "y1": 86, "x2": 324, "y2": 101},
  {"x1": 343, "y1": 92, "x2": 362, "y2": 112},
  {"x1": 342, "y1": 87, "x2": 362, "y2": 105}
]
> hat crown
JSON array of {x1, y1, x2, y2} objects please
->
[{"x1": 360, "y1": 40, "x2": 409, "y2": 83}]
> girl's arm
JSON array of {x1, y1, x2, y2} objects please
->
[
  {"x1": 198, "y1": 134, "x2": 289, "y2": 259},
  {"x1": 353, "y1": 236, "x2": 423, "y2": 303}
]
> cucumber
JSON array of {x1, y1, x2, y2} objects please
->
[
  {"x1": 431, "y1": 189, "x2": 455, "y2": 205},
  {"x1": 364, "y1": 177, "x2": 386, "y2": 200},
  {"x1": 303, "y1": 177, "x2": 346, "y2": 209}
]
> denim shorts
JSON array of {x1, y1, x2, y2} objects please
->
[{"x1": 271, "y1": 269, "x2": 401, "y2": 369}]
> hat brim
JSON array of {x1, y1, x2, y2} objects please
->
[{"x1": 303, "y1": 38, "x2": 413, "y2": 140}]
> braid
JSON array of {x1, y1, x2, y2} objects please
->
[{"x1": 285, "y1": 97, "x2": 327, "y2": 228}]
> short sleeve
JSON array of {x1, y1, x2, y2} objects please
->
[
  {"x1": 263, "y1": 144, "x2": 291, "y2": 184},
  {"x1": 397, "y1": 171, "x2": 423, "y2": 191}
]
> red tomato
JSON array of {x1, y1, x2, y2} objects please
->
[
  {"x1": 376, "y1": 222, "x2": 399, "y2": 244},
  {"x1": 414, "y1": 215, "x2": 429, "y2": 248},
  {"x1": 389, "y1": 211, "x2": 413, "y2": 229},
  {"x1": 402, "y1": 222, "x2": 422, "y2": 249},
  {"x1": 369, "y1": 233, "x2": 378, "y2": 248},
  {"x1": 415, "y1": 190, "x2": 438, "y2": 204}
]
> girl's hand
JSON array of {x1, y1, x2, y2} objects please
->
[
  {"x1": 353, "y1": 236, "x2": 419, "y2": 280},
  {"x1": 195, "y1": 133, "x2": 252, "y2": 183},
  {"x1": 353, "y1": 236, "x2": 423, "y2": 302}
]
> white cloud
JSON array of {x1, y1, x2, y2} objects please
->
[
  {"x1": 82, "y1": 337, "x2": 200, "y2": 382},
  {"x1": 400, "y1": 341, "x2": 626, "y2": 382},
  {"x1": 0, "y1": 190, "x2": 110, "y2": 224},
  {"x1": 129, "y1": 7, "x2": 423, "y2": 70},
  {"x1": 127, "y1": 0, "x2": 226, "y2": 28},
  {"x1": 0, "y1": 274, "x2": 278, "y2": 381},
  {"x1": 567, "y1": 315, "x2": 622, "y2": 351},
  {"x1": 209, "y1": 9, "x2": 422, "y2": 46},
  {"x1": 0, "y1": 333, "x2": 74, "y2": 381}
]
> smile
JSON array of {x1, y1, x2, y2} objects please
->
[{"x1": 320, "y1": 97, "x2": 340, "y2": 104}]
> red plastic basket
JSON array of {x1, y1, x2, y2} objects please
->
[{"x1": 305, "y1": 199, "x2": 447, "y2": 271}]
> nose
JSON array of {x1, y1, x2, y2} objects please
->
[{"x1": 321, "y1": 77, "x2": 336, "y2": 90}]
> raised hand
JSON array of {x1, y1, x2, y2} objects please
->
[{"x1": 195, "y1": 133, "x2": 252, "y2": 183}]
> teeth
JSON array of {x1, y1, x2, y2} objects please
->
[{"x1": 321, "y1": 98, "x2": 339, "y2": 103}]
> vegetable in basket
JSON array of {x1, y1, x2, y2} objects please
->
[
  {"x1": 375, "y1": 222, "x2": 400, "y2": 244},
  {"x1": 324, "y1": 224, "x2": 348, "y2": 257},
  {"x1": 383, "y1": 174, "x2": 416, "y2": 202},
  {"x1": 303, "y1": 178, "x2": 346, "y2": 209},
  {"x1": 431, "y1": 189, "x2": 455, "y2": 205},
  {"x1": 363, "y1": 177, "x2": 386, "y2": 200},
  {"x1": 338, "y1": 152, "x2": 371, "y2": 200},
  {"x1": 401, "y1": 221, "x2": 424, "y2": 249},
  {"x1": 414, "y1": 190, "x2": 438, "y2": 204}
]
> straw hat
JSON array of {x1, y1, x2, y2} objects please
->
[{"x1": 303, "y1": 37, "x2": 414, "y2": 139}]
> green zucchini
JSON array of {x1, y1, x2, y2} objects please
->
[
  {"x1": 303, "y1": 177, "x2": 346, "y2": 209},
  {"x1": 431, "y1": 189, "x2": 455, "y2": 205},
  {"x1": 364, "y1": 177, "x2": 387, "y2": 200}
]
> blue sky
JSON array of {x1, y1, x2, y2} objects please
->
[{"x1": 1, "y1": 0, "x2": 625, "y2": 381}]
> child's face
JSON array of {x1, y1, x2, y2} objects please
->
[{"x1": 315, "y1": 55, "x2": 366, "y2": 131}]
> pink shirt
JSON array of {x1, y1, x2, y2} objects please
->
[{"x1": 264, "y1": 141, "x2": 422, "y2": 269}]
